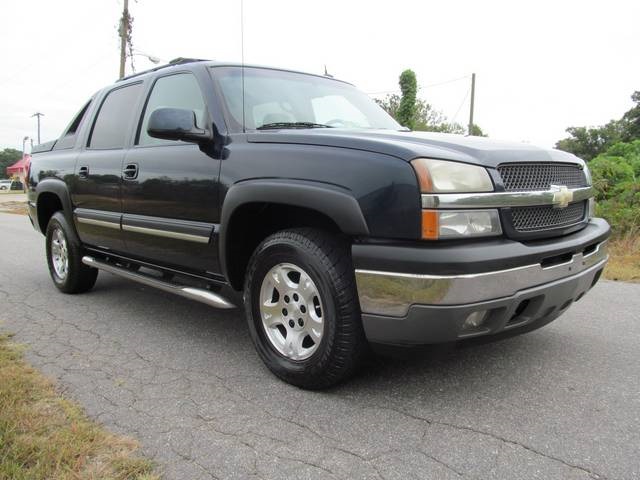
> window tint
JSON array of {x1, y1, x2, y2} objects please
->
[
  {"x1": 89, "y1": 83, "x2": 142, "y2": 149},
  {"x1": 138, "y1": 73, "x2": 206, "y2": 146}
]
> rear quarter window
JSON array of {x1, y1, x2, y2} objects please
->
[
  {"x1": 88, "y1": 83, "x2": 143, "y2": 149},
  {"x1": 54, "y1": 99, "x2": 93, "y2": 150}
]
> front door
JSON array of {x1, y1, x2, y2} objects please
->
[
  {"x1": 72, "y1": 82, "x2": 144, "y2": 251},
  {"x1": 121, "y1": 72, "x2": 221, "y2": 274}
]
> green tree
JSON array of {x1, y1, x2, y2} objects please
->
[
  {"x1": 374, "y1": 69, "x2": 486, "y2": 135},
  {"x1": 621, "y1": 91, "x2": 640, "y2": 141},
  {"x1": 589, "y1": 139, "x2": 640, "y2": 235},
  {"x1": 469, "y1": 124, "x2": 487, "y2": 137},
  {"x1": 0, "y1": 148, "x2": 22, "y2": 177},
  {"x1": 375, "y1": 94, "x2": 473, "y2": 135},
  {"x1": 397, "y1": 69, "x2": 417, "y2": 129},
  {"x1": 556, "y1": 91, "x2": 640, "y2": 160},
  {"x1": 555, "y1": 121, "x2": 625, "y2": 161},
  {"x1": 375, "y1": 93, "x2": 401, "y2": 119}
]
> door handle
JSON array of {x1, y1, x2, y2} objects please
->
[
  {"x1": 78, "y1": 165, "x2": 89, "y2": 179},
  {"x1": 122, "y1": 163, "x2": 139, "y2": 180}
]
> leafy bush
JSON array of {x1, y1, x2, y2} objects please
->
[{"x1": 590, "y1": 140, "x2": 640, "y2": 236}]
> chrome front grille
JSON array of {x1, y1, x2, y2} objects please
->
[
  {"x1": 511, "y1": 201, "x2": 586, "y2": 232},
  {"x1": 498, "y1": 163, "x2": 587, "y2": 191}
]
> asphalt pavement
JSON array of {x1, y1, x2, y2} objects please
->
[{"x1": 0, "y1": 212, "x2": 638, "y2": 480}]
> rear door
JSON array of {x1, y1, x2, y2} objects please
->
[
  {"x1": 120, "y1": 71, "x2": 221, "y2": 273},
  {"x1": 72, "y1": 82, "x2": 144, "y2": 251}
]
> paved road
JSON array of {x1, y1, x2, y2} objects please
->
[{"x1": 1, "y1": 212, "x2": 638, "y2": 480}]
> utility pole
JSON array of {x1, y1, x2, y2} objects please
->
[
  {"x1": 118, "y1": 0, "x2": 129, "y2": 79},
  {"x1": 468, "y1": 73, "x2": 476, "y2": 136},
  {"x1": 31, "y1": 112, "x2": 44, "y2": 144}
]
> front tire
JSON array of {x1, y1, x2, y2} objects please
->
[
  {"x1": 45, "y1": 211, "x2": 98, "y2": 294},
  {"x1": 244, "y1": 228, "x2": 367, "y2": 389}
]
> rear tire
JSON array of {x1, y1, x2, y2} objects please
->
[
  {"x1": 45, "y1": 211, "x2": 98, "y2": 294},
  {"x1": 244, "y1": 228, "x2": 367, "y2": 389}
]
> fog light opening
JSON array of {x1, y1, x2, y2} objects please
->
[{"x1": 462, "y1": 310, "x2": 488, "y2": 331}]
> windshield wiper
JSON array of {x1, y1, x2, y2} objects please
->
[{"x1": 256, "y1": 122, "x2": 334, "y2": 130}]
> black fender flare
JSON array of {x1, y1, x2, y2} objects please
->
[
  {"x1": 34, "y1": 179, "x2": 78, "y2": 239},
  {"x1": 219, "y1": 178, "x2": 369, "y2": 280}
]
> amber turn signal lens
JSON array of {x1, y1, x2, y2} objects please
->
[
  {"x1": 421, "y1": 210, "x2": 439, "y2": 240},
  {"x1": 411, "y1": 158, "x2": 433, "y2": 192}
]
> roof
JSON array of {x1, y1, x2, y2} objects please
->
[
  {"x1": 116, "y1": 57, "x2": 352, "y2": 86},
  {"x1": 6, "y1": 154, "x2": 30, "y2": 175}
]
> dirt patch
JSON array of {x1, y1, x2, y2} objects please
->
[{"x1": 0, "y1": 201, "x2": 28, "y2": 215}]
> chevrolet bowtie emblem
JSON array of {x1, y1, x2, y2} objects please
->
[{"x1": 550, "y1": 184, "x2": 573, "y2": 208}]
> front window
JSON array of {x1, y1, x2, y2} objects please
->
[{"x1": 213, "y1": 66, "x2": 401, "y2": 132}]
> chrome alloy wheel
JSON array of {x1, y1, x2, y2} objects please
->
[
  {"x1": 259, "y1": 263, "x2": 324, "y2": 361},
  {"x1": 50, "y1": 228, "x2": 69, "y2": 280}
]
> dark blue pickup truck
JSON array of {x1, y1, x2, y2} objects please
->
[{"x1": 27, "y1": 58, "x2": 610, "y2": 388}]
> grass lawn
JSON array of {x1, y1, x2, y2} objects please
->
[
  {"x1": 0, "y1": 333, "x2": 159, "y2": 480},
  {"x1": 604, "y1": 236, "x2": 640, "y2": 283}
]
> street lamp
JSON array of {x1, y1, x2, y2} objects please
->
[
  {"x1": 123, "y1": 50, "x2": 163, "y2": 77},
  {"x1": 129, "y1": 50, "x2": 162, "y2": 64}
]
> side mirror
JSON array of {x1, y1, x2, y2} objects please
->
[{"x1": 147, "y1": 107, "x2": 211, "y2": 143}]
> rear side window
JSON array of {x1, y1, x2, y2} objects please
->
[
  {"x1": 54, "y1": 99, "x2": 92, "y2": 150},
  {"x1": 89, "y1": 83, "x2": 143, "y2": 149},
  {"x1": 64, "y1": 100, "x2": 91, "y2": 136},
  {"x1": 137, "y1": 73, "x2": 206, "y2": 146}
]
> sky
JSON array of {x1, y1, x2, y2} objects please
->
[{"x1": 1, "y1": 0, "x2": 638, "y2": 151}]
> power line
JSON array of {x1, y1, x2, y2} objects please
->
[
  {"x1": 366, "y1": 74, "x2": 471, "y2": 96},
  {"x1": 423, "y1": 75, "x2": 471, "y2": 89},
  {"x1": 450, "y1": 86, "x2": 471, "y2": 124}
]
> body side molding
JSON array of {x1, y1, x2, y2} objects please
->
[{"x1": 73, "y1": 209, "x2": 218, "y2": 243}]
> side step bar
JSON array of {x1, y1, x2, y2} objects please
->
[{"x1": 82, "y1": 256, "x2": 236, "y2": 309}]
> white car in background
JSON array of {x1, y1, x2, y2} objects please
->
[{"x1": 0, "y1": 180, "x2": 12, "y2": 191}]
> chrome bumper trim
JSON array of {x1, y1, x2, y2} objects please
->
[
  {"x1": 355, "y1": 240, "x2": 608, "y2": 317},
  {"x1": 421, "y1": 186, "x2": 594, "y2": 209}
]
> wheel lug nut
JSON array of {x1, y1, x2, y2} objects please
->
[
  {"x1": 288, "y1": 319, "x2": 295, "y2": 328},
  {"x1": 282, "y1": 308, "x2": 288, "y2": 316},
  {"x1": 298, "y1": 318, "x2": 304, "y2": 327},
  {"x1": 293, "y1": 293, "x2": 299, "y2": 301},
  {"x1": 300, "y1": 305, "x2": 306, "y2": 313},
  {"x1": 284, "y1": 295, "x2": 290, "y2": 303}
]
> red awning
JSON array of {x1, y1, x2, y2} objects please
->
[{"x1": 6, "y1": 154, "x2": 30, "y2": 176}]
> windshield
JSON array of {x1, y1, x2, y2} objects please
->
[{"x1": 213, "y1": 66, "x2": 401, "y2": 132}]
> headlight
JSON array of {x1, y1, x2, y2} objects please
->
[
  {"x1": 411, "y1": 158, "x2": 494, "y2": 192},
  {"x1": 411, "y1": 158, "x2": 500, "y2": 240},
  {"x1": 421, "y1": 209, "x2": 502, "y2": 240}
]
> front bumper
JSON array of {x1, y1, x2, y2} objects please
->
[{"x1": 354, "y1": 218, "x2": 610, "y2": 345}]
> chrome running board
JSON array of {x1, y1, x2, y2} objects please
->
[{"x1": 82, "y1": 256, "x2": 236, "y2": 309}]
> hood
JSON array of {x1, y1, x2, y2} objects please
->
[{"x1": 246, "y1": 129, "x2": 581, "y2": 168}]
